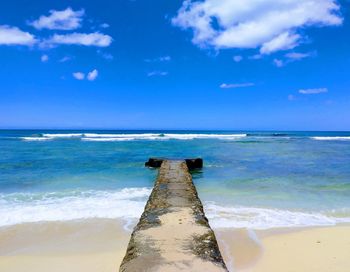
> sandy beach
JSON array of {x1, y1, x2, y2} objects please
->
[
  {"x1": 241, "y1": 225, "x2": 350, "y2": 272},
  {"x1": 1, "y1": 219, "x2": 349, "y2": 272},
  {"x1": 0, "y1": 219, "x2": 130, "y2": 272}
]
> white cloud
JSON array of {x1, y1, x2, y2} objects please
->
[
  {"x1": 59, "y1": 56, "x2": 72, "y2": 63},
  {"x1": 285, "y1": 51, "x2": 315, "y2": 60},
  {"x1": 145, "y1": 56, "x2": 171, "y2": 62},
  {"x1": 299, "y1": 88, "x2": 328, "y2": 94},
  {"x1": 220, "y1": 83, "x2": 254, "y2": 89},
  {"x1": 233, "y1": 55, "x2": 243, "y2": 62},
  {"x1": 273, "y1": 51, "x2": 315, "y2": 67},
  {"x1": 41, "y1": 54, "x2": 49, "y2": 62},
  {"x1": 100, "y1": 23, "x2": 110, "y2": 28},
  {"x1": 147, "y1": 71, "x2": 168, "y2": 77},
  {"x1": 87, "y1": 69, "x2": 98, "y2": 81},
  {"x1": 260, "y1": 32, "x2": 300, "y2": 55},
  {"x1": 288, "y1": 94, "x2": 296, "y2": 101},
  {"x1": 172, "y1": 0, "x2": 342, "y2": 54},
  {"x1": 44, "y1": 32, "x2": 112, "y2": 47},
  {"x1": 30, "y1": 7, "x2": 84, "y2": 30},
  {"x1": 273, "y1": 59, "x2": 284, "y2": 67},
  {"x1": 73, "y1": 72, "x2": 85, "y2": 80},
  {"x1": 97, "y1": 50, "x2": 114, "y2": 60},
  {"x1": 0, "y1": 25, "x2": 36, "y2": 45},
  {"x1": 101, "y1": 53, "x2": 113, "y2": 60},
  {"x1": 249, "y1": 54, "x2": 263, "y2": 60}
]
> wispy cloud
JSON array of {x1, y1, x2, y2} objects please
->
[
  {"x1": 100, "y1": 23, "x2": 110, "y2": 29},
  {"x1": 249, "y1": 54, "x2": 263, "y2": 60},
  {"x1": 288, "y1": 94, "x2": 296, "y2": 101},
  {"x1": 59, "y1": 56, "x2": 72, "y2": 63},
  {"x1": 145, "y1": 56, "x2": 171, "y2": 62},
  {"x1": 73, "y1": 72, "x2": 85, "y2": 80},
  {"x1": 73, "y1": 69, "x2": 98, "y2": 81},
  {"x1": 285, "y1": 51, "x2": 315, "y2": 60},
  {"x1": 172, "y1": 0, "x2": 342, "y2": 54},
  {"x1": 274, "y1": 51, "x2": 315, "y2": 67},
  {"x1": 41, "y1": 54, "x2": 49, "y2": 62},
  {"x1": 233, "y1": 55, "x2": 243, "y2": 62},
  {"x1": 299, "y1": 88, "x2": 328, "y2": 94},
  {"x1": 220, "y1": 83, "x2": 255, "y2": 89},
  {"x1": 0, "y1": 25, "x2": 36, "y2": 45},
  {"x1": 29, "y1": 7, "x2": 84, "y2": 30},
  {"x1": 147, "y1": 71, "x2": 168, "y2": 77},
  {"x1": 97, "y1": 50, "x2": 113, "y2": 60},
  {"x1": 273, "y1": 59, "x2": 284, "y2": 68},
  {"x1": 44, "y1": 32, "x2": 112, "y2": 47},
  {"x1": 87, "y1": 69, "x2": 98, "y2": 81}
]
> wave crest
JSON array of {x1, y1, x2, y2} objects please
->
[
  {"x1": 311, "y1": 136, "x2": 350, "y2": 141},
  {"x1": 21, "y1": 133, "x2": 247, "y2": 142},
  {"x1": 204, "y1": 202, "x2": 350, "y2": 229}
]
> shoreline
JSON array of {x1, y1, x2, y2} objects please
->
[{"x1": 1, "y1": 220, "x2": 350, "y2": 271}]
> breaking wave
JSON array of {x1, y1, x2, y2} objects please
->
[
  {"x1": 311, "y1": 136, "x2": 350, "y2": 141},
  {"x1": 1, "y1": 189, "x2": 349, "y2": 230},
  {"x1": 21, "y1": 133, "x2": 247, "y2": 141},
  {"x1": 204, "y1": 202, "x2": 350, "y2": 230}
]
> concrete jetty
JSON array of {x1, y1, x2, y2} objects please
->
[{"x1": 120, "y1": 159, "x2": 228, "y2": 272}]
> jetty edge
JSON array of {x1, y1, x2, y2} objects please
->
[{"x1": 119, "y1": 159, "x2": 228, "y2": 272}]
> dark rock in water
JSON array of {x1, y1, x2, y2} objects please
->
[
  {"x1": 145, "y1": 157, "x2": 203, "y2": 170},
  {"x1": 185, "y1": 158, "x2": 203, "y2": 170},
  {"x1": 145, "y1": 158, "x2": 166, "y2": 168}
]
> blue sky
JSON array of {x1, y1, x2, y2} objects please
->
[{"x1": 0, "y1": 0, "x2": 349, "y2": 130}]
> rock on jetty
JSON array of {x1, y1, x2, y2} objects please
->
[{"x1": 120, "y1": 159, "x2": 228, "y2": 272}]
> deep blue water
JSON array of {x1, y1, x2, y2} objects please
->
[{"x1": 1, "y1": 130, "x2": 350, "y2": 229}]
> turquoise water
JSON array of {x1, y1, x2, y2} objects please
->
[{"x1": 1, "y1": 130, "x2": 350, "y2": 229}]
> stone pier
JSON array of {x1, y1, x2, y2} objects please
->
[{"x1": 119, "y1": 159, "x2": 228, "y2": 272}]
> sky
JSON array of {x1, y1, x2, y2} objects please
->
[{"x1": 0, "y1": 0, "x2": 350, "y2": 130}]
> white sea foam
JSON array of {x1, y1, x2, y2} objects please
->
[
  {"x1": 82, "y1": 133, "x2": 246, "y2": 141},
  {"x1": 21, "y1": 137, "x2": 51, "y2": 141},
  {"x1": 164, "y1": 133, "x2": 247, "y2": 140},
  {"x1": 82, "y1": 137, "x2": 136, "y2": 142},
  {"x1": 204, "y1": 202, "x2": 350, "y2": 230},
  {"x1": 39, "y1": 133, "x2": 247, "y2": 142},
  {"x1": 43, "y1": 133, "x2": 84, "y2": 138},
  {"x1": 21, "y1": 133, "x2": 84, "y2": 141},
  {"x1": 0, "y1": 188, "x2": 151, "y2": 228},
  {"x1": 20, "y1": 133, "x2": 246, "y2": 142},
  {"x1": 311, "y1": 136, "x2": 350, "y2": 141},
  {"x1": 83, "y1": 133, "x2": 160, "y2": 138},
  {"x1": 1, "y1": 189, "x2": 349, "y2": 230}
]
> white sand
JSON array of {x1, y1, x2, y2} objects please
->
[{"x1": 1, "y1": 220, "x2": 350, "y2": 272}]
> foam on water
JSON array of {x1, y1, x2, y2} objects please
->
[
  {"x1": 21, "y1": 133, "x2": 247, "y2": 142},
  {"x1": 1, "y1": 189, "x2": 349, "y2": 230},
  {"x1": 0, "y1": 188, "x2": 151, "y2": 227},
  {"x1": 164, "y1": 133, "x2": 246, "y2": 140},
  {"x1": 42, "y1": 133, "x2": 84, "y2": 138},
  {"x1": 21, "y1": 137, "x2": 51, "y2": 141},
  {"x1": 83, "y1": 133, "x2": 160, "y2": 138},
  {"x1": 311, "y1": 136, "x2": 350, "y2": 141},
  {"x1": 204, "y1": 202, "x2": 350, "y2": 229},
  {"x1": 82, "y1": 137, "x2": 136, "y2": 141}
]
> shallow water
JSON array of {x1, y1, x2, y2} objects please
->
[{"x1": 1, "y1": 130, "x2": 350, "y2": 229}]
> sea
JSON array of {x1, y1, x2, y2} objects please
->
[{"x1": 1, "y1": 130, "x2": 350, "y2": 230}]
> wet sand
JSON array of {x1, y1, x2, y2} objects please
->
[{"x1": 0, "y1": 220, "x2": 350, "y2": 272}]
